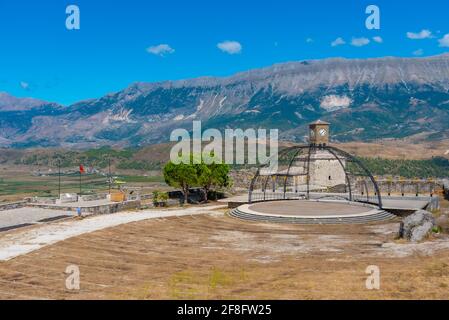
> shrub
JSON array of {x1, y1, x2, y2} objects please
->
[{"x1": 152, "y1": 191, "x2": 169, "y2": 207}]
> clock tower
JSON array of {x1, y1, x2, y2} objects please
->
[{"x1": 309, "y1": 120, "x2": 330, "y2": 146}]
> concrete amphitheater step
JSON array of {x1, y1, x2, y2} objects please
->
[{"x1": 229, "y1": 208, "x2": 397, "y2": 225}]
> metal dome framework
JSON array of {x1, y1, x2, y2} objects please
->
[{"x1": 248, "y1": 145, "x2": 383, "y2": 209}]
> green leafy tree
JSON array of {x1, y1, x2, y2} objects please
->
[
  {"x1": 196, "y1": 162, "x2": 231, "y2": 202},
  {"x1": 163, "y1": 161, "x2": 197, "y2": 203}
]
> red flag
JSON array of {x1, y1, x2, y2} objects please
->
[{"x1": 79, "y1": 165, "x2": 85, "y2": 174}]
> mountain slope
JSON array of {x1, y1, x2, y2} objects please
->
[
  {"x1": 1, "y1": 54, "x2": 449, "y2": 148},
  {"x1": 0, "y1": 93, "x2": 64, "y2": 147}
]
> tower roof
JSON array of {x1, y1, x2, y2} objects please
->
[{"x1": 309, "y1": 119, "x2": 330, "y2": 125}]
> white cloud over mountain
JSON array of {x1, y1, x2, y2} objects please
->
[
  {"x1": 217, "y1": 41, "x2": 242, "y2": 54},
  {"x1": 438, "y1": 34, "x2": 449, "y2": 47},
  {"x1": 19, "y1": 81, "x2": 30, "y2": 90},
  {"x1": 351, "y1": 37, "x2": 370, "y2": 47},
  {"x1": 331, "y1": 37, "x2": 345, "y2": 47},
  {"x1": 407, "y1": 29, "x2": 433, "y2": 40},
  {"x1": 413, "y1": 49, "x2": 424, "y2": 56},
  {"x1": 146, "y1": 44, "x2": 175, "y2": 56}
]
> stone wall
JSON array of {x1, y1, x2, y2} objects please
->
[
  {"x1": 58, "y1": 193, "x2": 78, "y2": 203},
  {"x1": 230, "y1": 169, "x2": 257, "y2": 190},
  {"x1": 79, "y1": 193, "x2": 108, "y2": 201},
  {"x1": 28, "y1": 200, "x2": 141, "y2": 215},
  {"x1": 30, "y1": 197, "x2": 57, "y2": 204},
  {"x1": 89, "y1": 200, "x2": 141, "y2": 215},
  {"x1": 0, "y1": 201, "x2": 28, "y2": 211},
  {"x1": 365, "y1": 180, "x2": 437, "y2": 196}
]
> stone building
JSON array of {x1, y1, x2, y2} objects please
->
[{"x1": 278, "y1": 120, "x2": 346, "y2": 191}]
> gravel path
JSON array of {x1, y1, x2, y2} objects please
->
[{"x1": 0, "y1": 205, "x2": 226, "y2": 261}]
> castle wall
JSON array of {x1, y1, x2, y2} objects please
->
[
  {"x1": 291, "y1": 150, "x2": 346, "y2": 189},
  {"x1": 309, "y1": 158, "x2": 346, "y2": 188}
]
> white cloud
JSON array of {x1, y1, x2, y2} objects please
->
[
  {"x1": 217, "y1": 41, "x2": 242, "y2": 54},
  {"x1": 351, "y1": 37, "x2": 370, "y2": 47},
  {"x1": 413, "y1": 49, "x2": 424, "y2": 56},
  {"x1": 372, "y1": 36, "x2": 383, "y2": 43},
  {"x1": 438, "y1": 34, "x2": 449, "y2": 47},
  {"x1": 406, "y1": 29, "x2": 433, "y2": 40},
  {"x1": 146, "y1": 44, "x2": 175, "y2": 56},
  {"x1": 19, "y1": 81, "x2": 29, "y2": 90},
  {"x1": 331, "y1": 37, "x2": 345, "y2": 47},
  {"x1": 306, "y1": 38, "x2": 314, "y2": 43}
]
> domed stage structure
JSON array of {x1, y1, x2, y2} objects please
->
[{"x1": 231, "y1": 120, "x2": 397, "y2": 224}]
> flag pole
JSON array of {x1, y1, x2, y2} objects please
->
[
  {"x1": 108, "y1": 158, "x2": 111, "y2": 195},
  {"x1": 79, "y1": 165, "x2": 82, "y2": 195},
  {"x1": 58, "y1": 159, "x2": 61, "y2": 198}
]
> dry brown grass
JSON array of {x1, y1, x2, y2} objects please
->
[
  {"x1": 334, "y1": 140, "x2": 449, "y2": 160},
  {"x1": 0, "y1": 213, "x2": 448, "y2": 300},
  {"x1": 280, "y1": 138, "x2": 449, "y2": 160}
]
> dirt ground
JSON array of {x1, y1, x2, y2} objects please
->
[{"x1": 0, "y1": 210, "x2": 448, "y2": 300}]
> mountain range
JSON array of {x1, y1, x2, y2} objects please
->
[{"x1": 1, "y1": 54, "x2": 449, "y2": 148}]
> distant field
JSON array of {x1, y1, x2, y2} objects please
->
[
  {"x1": 1, "y1": 138, "x2": 448, "y2": 202},
  {"x1": 118, "y1": 175, "x2": 165, "y2": 183},
  {"x1": 0, "y1": 166, "x2": 166, "y2": 202}
]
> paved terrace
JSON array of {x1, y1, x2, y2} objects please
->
[
  {"x1": 221, "y1": 193, "x2": 434, "y2": 211},
  {"x1": 30, "y1": 199, "x2": 115, "y2": 208},
  {"x1": 0, "y1": 205, "x2": 226, "y2": 261},
  {"x1": 0, "y1": 207, "x2": 75, "y2": 232},
  {"x1": 248, "y1": 200, "x2": 370, "y2": 217}
]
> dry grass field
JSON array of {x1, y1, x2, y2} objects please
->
[
  {"x1": 279, "y1": 138, "x2": 449, "y2": 160},
  {"x1": 115, "y1": 137, "x2": 444, "y2": 161},
  {"x1": 0, "y1": 210, "x2": 448, "y2": 300},
  {"x1": 340, "y1": 140, "x2": 449, "y2": 160}
]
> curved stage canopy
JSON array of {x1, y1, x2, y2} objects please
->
[
  {"x1": 249, "y1": 144, "x2": 383, "y2": 209},
  {"x1": 233, "y1": 121, "x2": 392, "y2": 225}
]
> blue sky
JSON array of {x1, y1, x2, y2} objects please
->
[{"x1": 0, "y1": 0, "x2": 448, "y2": 105}]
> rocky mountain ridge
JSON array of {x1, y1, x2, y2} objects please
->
[{"x1": 1, "y1": 54, "x2": 449, "y2": 148}]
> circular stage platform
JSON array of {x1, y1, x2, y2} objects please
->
[{"x1": 230, "y1": 200, "x2": 397, "y2": 225}]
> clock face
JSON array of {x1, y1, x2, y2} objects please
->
[
  {"x1": 310, "y1": 130, "x2": 315, "y2": 137},
  {"x1": 319, "y1": 128, "x2": 327, "y2": 136}
]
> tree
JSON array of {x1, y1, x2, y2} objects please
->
[
  {"x1": 163, "y1": 161, "x2": 197, "y2": 203},
  {"x1": 196, "y1": 162, "x2": 231, "y2": 202},
  {"x1": 163, "y1": 153, "x2": 231, "y2": 204}
]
